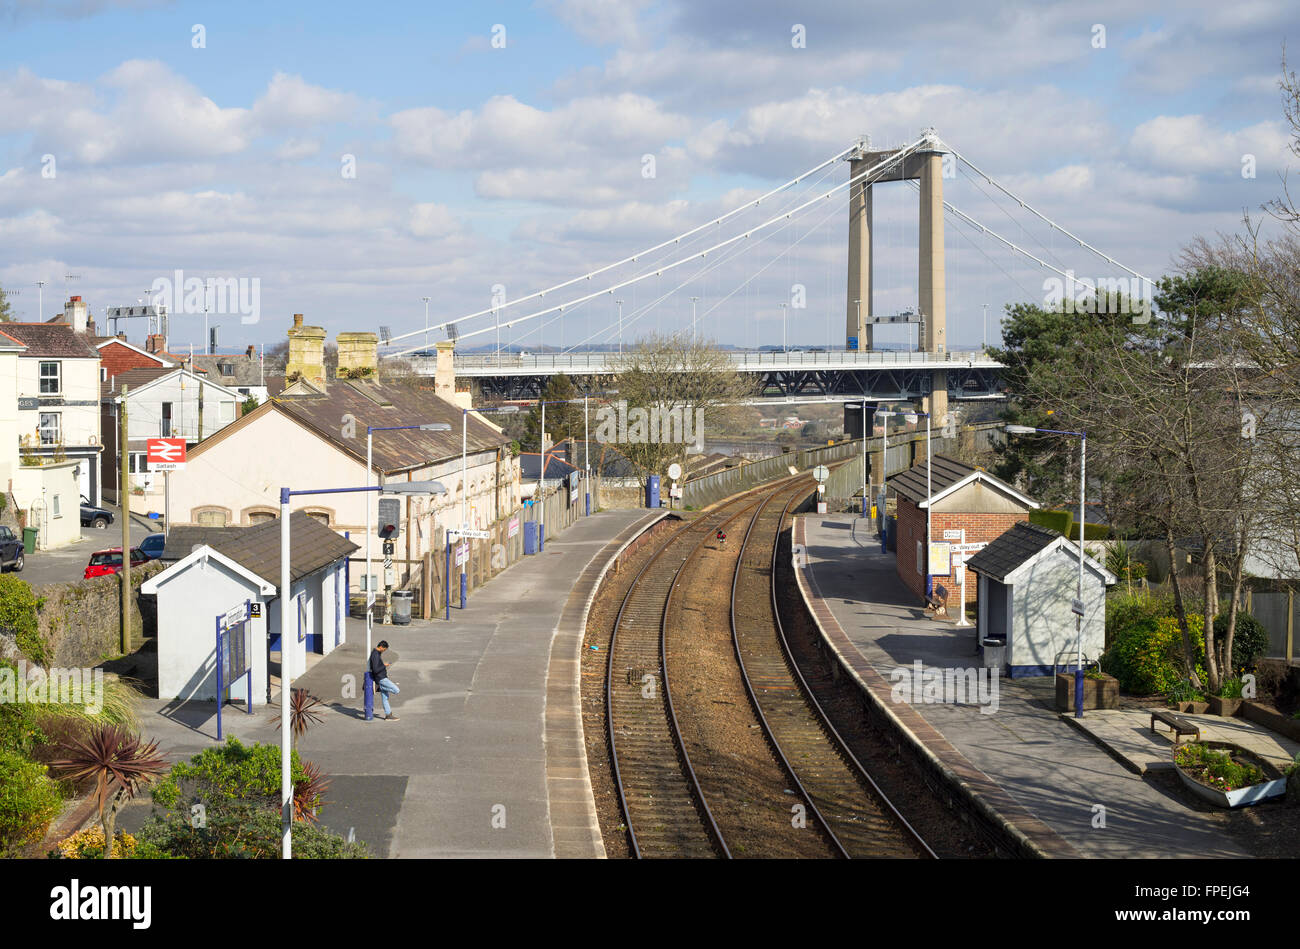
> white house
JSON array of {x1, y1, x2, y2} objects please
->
[
  {"x1": 966, "y1": 521, "x2": 1117, "y2": 678},
  {"x1": 100, "y1": 365, "x2": 242, "y2": 506},
  {"x1": 4, "y1": 306, "x2": 104, "y2": 506},
  {"x1": 142, "y1": 512, "x2": 357, "y2": 705},
  {"x1": 162, "y1": 316, "x2": 518, "y2": 592}
]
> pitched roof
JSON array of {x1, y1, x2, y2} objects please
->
[
  {"x1": 189, "y1": 352, "x2": 266, "y2": 386},
  {"x1": 207, "y1": 379, "x2": 509, "y2": 474},
  {"x1": 2, "y1": 322, "x2": 96, "y2": 358},
  {"x1": 889, "y1": 454, "x2": 1038, "y2": 510},
  {"x1": 101, "y1": 366, "x2": 175, "y2": 397},
  {"x1": 158, "y1": 512, "x2": 356, "y2": 587},
  {"x1": 520, "y1": 450, "x2": 579, "y2": 480},
  {"x1": 965, "y1": 521, "x2": 1115, "y2": 584}
]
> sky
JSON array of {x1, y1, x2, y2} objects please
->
[{"x1": 0, "y1": 0, "x2": 1294, "y2": 353}]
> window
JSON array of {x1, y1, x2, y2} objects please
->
[
  {"x1": 161, "y1": 402, "x2": 172, "y2": 437},
  {"x1": 39, "y1": 361, "x2": 60, "y2": 394},
  {"x1": 916, "y1": 540, "x2": 923, "y2": 576},
  {"x1": 52, "y1": 495, "x2": 61, "y2": 518},
  {"x1": 196, "y1": 509, "x2": 229, "y2": 527},
  {"x1": 128, "y1": 452, "x2": 147, "y2": 474},
  {"x1": 306, "y1": 511, "x2": 330, "y2": 526},
  {"x1": 38, "y1": 413, "x2": 59, "y2": 446},
  {"x1": 246, "y1": 510, "x2": 275, "y2": 525}
]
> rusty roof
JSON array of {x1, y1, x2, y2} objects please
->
[{"x1": 271, "y1": 379, "x2": 509, "y2": 474}]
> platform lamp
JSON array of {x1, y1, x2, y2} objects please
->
[
  {"x1": 877, "y1": 407, "x2": 931, "y2": 579},
  {"x1": 844, "y1": 401, "x2": 869, "y2": 518},
  {"x1": 280, "y1": 477, "x2": 445, "y2": 857},
  {"x1": 456, "y1": 404, "x2": 520, "y2": 611},
  {"x1": 1005, "y1": 423, "x2": 1087, "y2": 718}
]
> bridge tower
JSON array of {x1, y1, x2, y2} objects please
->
[{"x1": 844, "y1": 130, "x2": 948, "y2": 437}]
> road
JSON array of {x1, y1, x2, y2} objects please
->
[{"x1": 7, "y1": 505, "x2": 161, "y2": 586}]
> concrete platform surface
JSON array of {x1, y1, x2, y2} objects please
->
[
  {"x1": 116, "y1": 508, "x2": 655, "y2": 858},
  {"x1": 797, "y1": 512, "x2": 1258, "y2": 859},
  {"x1": 1068, "y1": 709, "x2": 1300, "y2": 775}
]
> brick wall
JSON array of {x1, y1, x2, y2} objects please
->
[{"x1": 895, "y1": 498, "x2": 1027, "y2": 604}]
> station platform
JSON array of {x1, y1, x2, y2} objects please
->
[
  {"x1": 794, "y1": 512, "x2": 1257, "y2": 859},
  {"x1": 121, "y1": 508, "x2": 659, "y2": 858}
]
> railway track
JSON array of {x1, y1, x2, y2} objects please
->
[
  {"x1": 731, "y1": 478, "x2": 937, "y2": 858},
  {"x1": 605, "y1": 470, "x2": 937, "y2": 858},
  {"x1": 605, "y1": 497, "x2": 761, "y2": 858}
]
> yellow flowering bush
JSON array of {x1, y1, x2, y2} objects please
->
[
  {"x1": 1105, "y1": 614, "x2": 1207, "y2": 695},
  {"x1": 56, "y1": 825, "x2": 137, "y2": 859}
]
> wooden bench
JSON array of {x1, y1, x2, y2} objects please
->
[{"x1": 1150, "y1": 709, "x2": 1200, "y2": 744}]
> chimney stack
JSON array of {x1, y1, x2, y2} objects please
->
[
  {"x1": 286, "y1": 313, "x2": 327, "y2": 385},
  {"x1": 336, "y1": 332, "x2": 378, "y2": 379},
  {"x1": 64, "y1": 295, "x2": 88, "y2": 334},
  {"x1": 246, "y1": 345, "x2": 255, "y2": 358},
  {"x1": 145, "y1": 334, "x2": 166, "y2": 354}
]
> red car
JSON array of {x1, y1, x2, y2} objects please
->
[{"x1": 84, "y1": 547, "x2": 148, "y2": 579}]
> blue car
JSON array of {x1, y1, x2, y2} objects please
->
[{"x1": 139, "y1": 533, "x2": 166, "y2": 560}]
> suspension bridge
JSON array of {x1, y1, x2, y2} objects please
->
[{"x1": 379, "y1": 128, "x2": 1151, "y2": 430}]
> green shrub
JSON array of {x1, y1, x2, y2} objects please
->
[
  {"x1": 1104, "y1": 614, "x2": 1206, "y2": 695},
  {"x1": 1030, "y1": 510, "x2": 1072, "y2": 535},
  {"x1": 1166, "y1": 678, "x2": 1206, "y2": 706},
  {"x1": 0, "y1": 748, "x2": 63, "y2": 855},
  {"x1": 0, "y1": 576, "x2": 46, "y2": 666},
  {"x1": 138, "y1": 776, "x2": 366, "y2": 859},
  {"x1": 1214, "y1": 612, "x2": 1269, "y2": 673},
  {"x1": 152, "y1": 737, "x2": 307, "y2": 809},
  {"x1": 1217, "y1": 677, "x2": 1244, "y2": 699}
]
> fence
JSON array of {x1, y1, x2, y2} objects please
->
[
  {"x1": 682, "y1": 422, "x2": 1002, "y2": 511},
  {"x1": 365, "y1": 474, "x2": 599, "y2": 619},
  {"x1": 1247, "y1": 587, "x2": 1297, "y2": 661}
]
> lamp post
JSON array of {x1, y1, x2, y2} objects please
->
[
  {"x1": 615, "y1": 299, "x2": 623, "y2": 355},
  {"x1": 780, "y1": 303, "x2": 788, "y2": 353},
  {"x1": 690, "y1": 296, "x2": 699, "y2": 348},
  {"x1": 854, "y1": 299, "x2": 861, "y2": 351},
  {"x1": 457, "y1": 405, "x2": 519, "y2": 610},
  {"x1": 1005, "y1": 424, "x2": 1087, "y2": 717},
  {"x1": 422, "y1": 297, "x2": 431, "y2": 353},
  {"x1": 280, "y1": 478, "x2": 445, "y2": 856},
  {"x1": 365, "y1": 423, "x2": 451, "y2": 646}
]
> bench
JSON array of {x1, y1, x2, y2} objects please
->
[{"x1": 1150, "y1": 709, "x2": 1200, "y2": 744}]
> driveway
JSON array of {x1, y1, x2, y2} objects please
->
[{"x1": 8, "y1": 506, "x2": 161, "y2": 586}]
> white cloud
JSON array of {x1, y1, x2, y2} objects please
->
[{"x1": 1129, "y1": 115, "x2": 1290, "y2": 175}]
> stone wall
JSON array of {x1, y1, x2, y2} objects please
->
[{"x1": 31, "y1": 561, "x2": 164, "y2": 668}]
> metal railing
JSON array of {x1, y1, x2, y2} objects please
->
[{"x1": 434, "y1": 349, "x2": 1001, "y2": 375}]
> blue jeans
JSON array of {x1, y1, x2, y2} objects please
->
[{"x1": 376, "y1": 677, "x2": 399, "y2": 715}]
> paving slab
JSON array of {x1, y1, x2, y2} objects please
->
[
  {"x1": 796, "y1": 512, "x2": 1258, "y2": 859},
  {"x1": 1068, "y1": 709, "x2": 1300, "y2": 775},
  {"x1": 116, "y1": 508, "x2": 655, "y2": 858}
]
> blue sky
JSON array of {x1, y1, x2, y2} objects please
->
[{"x1": 0, "y1": 0, "x2": 1294, "y2": 353}]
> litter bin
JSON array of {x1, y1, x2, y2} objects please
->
[
  {"x1": 523, "y1": 521, "x2": 539, "y2": 555},
  {"x1": 390, "y1": 590, "x2": 413, "y2": 625},
  {"x1": 981, "y1": 636, "x2": 1006, "y2": 670},
  {"x1": 21, "y1": 526, "x2": 37, "y2": 552}
]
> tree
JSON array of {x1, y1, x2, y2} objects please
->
[
  {"x1": 0, "y1": 284, "x2": 13, "y2": 322},
  {"x1": 522, "y1": 373, "x2": 583, "y2": 453},
  {"x1": 604, "y1": 331, "x2": 755, "y2": 475},
  {"x1": 51, "y1": 724, "x2": 166, "y2": 858},
  {"x1": 1012, "y1": 269, "x2": 1264, "y2": 693}
]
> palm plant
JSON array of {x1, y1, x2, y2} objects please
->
[
  {"x1": 293, "y1": 760, "x2": 331, "y2": 824},
  {"x1": 271, "y1": 688, "x2": 326, "y2": 750},
  {"x1": 51, "y1": 724, "x2": 166, "y2": 858}
]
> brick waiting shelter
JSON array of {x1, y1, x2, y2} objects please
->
[{"x1": 888, "y1": 454, "x2": 1039, "y2": 605}]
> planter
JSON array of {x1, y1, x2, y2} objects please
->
[
  {"x1": 1176, "y1": 701, "x2": 1210, "y2": 714},
  {"x1": 1172, "y1": 741, "x2": 1286, "y2": 808},
  {"x1": 1208, "y1": 695, "x2": 1243, "y2": 717},
  {"x1": 1055, "y1": 672, "x2": 1119, "y2": 712},
  {"x1": 1240, "y1": 701, "x2": 1300, "y2": 742}
]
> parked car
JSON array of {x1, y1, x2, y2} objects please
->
[
  {"x1": 0, "y1": 526, "x2": 23, "y2": 572},
  {"x1": 84, "y1": 547, "x2": 147, "y2": 579},
  {"x1": 80, "y1": 496, "x2": 114, "y2": 530},
  {"x1": 140, "y1": 533, "x2": 166, "y2": 560}
]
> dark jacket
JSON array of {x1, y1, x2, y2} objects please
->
[{"x1": 368, "y1": 649, "x2": 388, "y2": 684}]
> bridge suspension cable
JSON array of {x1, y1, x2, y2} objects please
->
[
  {"x1": 381, "y1": 142, "x2": 862, "y2": 349},
  {"x1": 385, "y1": 135, "x2": 931, "y2": 357},
  {"x1": 938, "y1": 140, "x2": 1152, "y2": 284}
]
